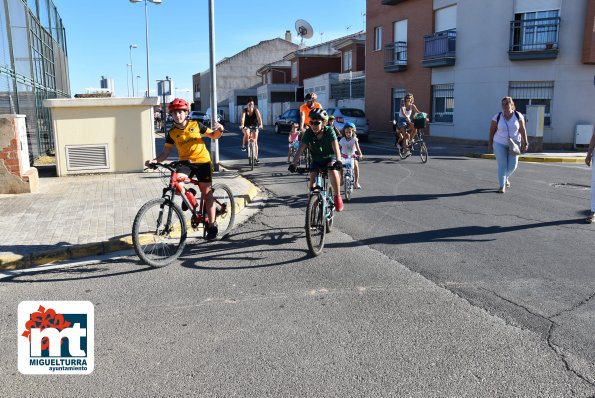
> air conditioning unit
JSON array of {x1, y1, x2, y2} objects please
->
[{"x1": 574, "y1": 124, "x2": 594, "y2": 149}]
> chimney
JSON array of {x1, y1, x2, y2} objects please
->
[{"x1": 285, "y1": 30, "x2": 292, "y2": 42}]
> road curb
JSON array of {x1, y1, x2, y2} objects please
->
[
  {"x1": 0, "y1": 176, "x2": 260, "y2": 271},
  {"x1": 473, "y1": 153, "x2": 585, "y2": 163}
]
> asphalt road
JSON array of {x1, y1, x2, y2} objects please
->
[{"x1": 1, "y1": 126, "x2": 594, "y2": 396}]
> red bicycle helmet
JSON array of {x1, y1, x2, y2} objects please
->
[{"x1": 168, "y1": 98, "x2": 189, "y2": 112}]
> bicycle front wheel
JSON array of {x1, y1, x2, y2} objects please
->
[
  {"x1": 305, "y1": 194, "x2": 326, "y2": 256},
  {"x1": 420, "y1": 142, "x2": 428, "y2": 163},
  {"x1": 343, "y1": 173, "x2": 352, "y2": 202},
  {"x1": 212, "y1": 183, "x2": 236, "y2": 238},
  {"x1": 132, "y1": 198, "x2": 187, "y2": 267}
]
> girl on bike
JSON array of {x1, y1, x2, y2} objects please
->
[
  {"x1": 339, "y1": 122, "x2": 364, "y2": 189},
  {"x1": 287, "y1": 123, "x2": 300, "y2": 163},
  {"x1": 396, "y1": 93, "x2": 421, "y2": 154},
  {"x1": 239, "y1": 98, "x2": 263, "y2": 163}
]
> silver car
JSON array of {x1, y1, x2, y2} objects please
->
[{"x1": 326, "y1": 107, "x2": 369, "y2": 141}]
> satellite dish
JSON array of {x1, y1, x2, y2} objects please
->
[{"x1": 295, "y1": 19, "x2": 314, "y2": 42}]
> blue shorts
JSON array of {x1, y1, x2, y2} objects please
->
[{"x1": 397, "y1": 117, "x2": 409, "y2": 128}]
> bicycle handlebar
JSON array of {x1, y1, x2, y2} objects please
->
[
  {"x1": 293, "y1": 163, "x2": 342, "y2": 174},
  {"x1": 146, "y1": 160, "x2": 190, "y2": 172}
]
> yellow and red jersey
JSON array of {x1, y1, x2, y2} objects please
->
[{"x1": 165, "y1": 120, "x2": 212, "y2": 163}]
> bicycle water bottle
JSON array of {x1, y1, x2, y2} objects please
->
[{"x1": 185, "y1": 189, "x2": 198, "y2": 209}]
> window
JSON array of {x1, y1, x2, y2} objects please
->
[
  {"x1": 291, "y1": 62, "x2": 297, "y2": 78},
  {"x1": 512, "y1": 9, "x2": 560, "y2": 51},
  {"x1": 343, "y1": 51, "x2": 352, "y2": 71},
  {"x1": 392, "y1": 88, "x2": 406, "y2": 119},
  {"x1": 374, "y1": 27, "x2": 382, "y2": 51},
  {"x1": 508, "y1": 81, "x2": 554, "y2": 126},
  {"x1": 431, "y1": 84, "x2": 454, "y2": 123}
]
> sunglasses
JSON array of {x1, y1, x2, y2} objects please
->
[{"x1": 309, "y1": 121, "x2": 321, "y2": 126}]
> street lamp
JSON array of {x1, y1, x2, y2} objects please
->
[
  {"x1": 129, "y1": 44, "x2": 138, "y2": 97},
  {"x1": 126, "y1": 64, "x2": 132, "y2": 96},
  {"x1": 136, "y1": 75, "x2": 141, "y2": 97},
  {"x1": 130, "y1": 0, "x2": 162, "y2": 97}
]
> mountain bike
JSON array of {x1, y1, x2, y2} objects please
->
[
  {"x1": 291, "y1": 164, "x2": 341, "y2": 256},
  {"x1": 246, "y1": 126, "x2": 258, "y2": 170},
  {"x1": 132, "y1": 160, "x2": 236, "y2": 267}
]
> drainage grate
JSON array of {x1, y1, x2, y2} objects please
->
[
  {"x1": 66, "y1": 144, "x2": 109, "y2": 171},
  {"x1": 550, "y1": 183, "x2": 590, "y2": 190}
]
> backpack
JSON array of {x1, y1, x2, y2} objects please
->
[{"x1": 496, "y1": 111, "x2": 521, "y2": 124}]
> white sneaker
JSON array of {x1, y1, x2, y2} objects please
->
[
  {"x1": 498, "y1": 186, "x2": 505, "y2": 193},
  {"x1": 505, "y1": 177, "x2": 511, "y2": 188}
]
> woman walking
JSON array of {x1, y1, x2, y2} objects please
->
[
  {"x1": 488, "y1": 97, "x2": 529, "y2": 193},
  {"x1": 584, "y1": 130, "x2": 595, "y2": 223}
]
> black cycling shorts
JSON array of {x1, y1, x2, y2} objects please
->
[{"x1": 179, "y1": 162, "x2": 213, "y2": 183}]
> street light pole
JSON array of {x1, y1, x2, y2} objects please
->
[
  {"x1": 129, "y1": 44, "x2": 138, "y2": 97},
  {"x1": 208, "y1": 0, "x2": 219, "y2": 171},
  {"x1": 126, "y1": 64, "x2": 131, "y2": 96},
  {"x1": 136, "y1": 75, "x2": 141, "y2": 97},
  {"x1": 130, "y1": 0, "x2": 161, "y2": 97}
]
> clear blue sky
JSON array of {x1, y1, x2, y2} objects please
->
[{"x1": 52, "y1": 0, "x2": 366, "y2": 102}]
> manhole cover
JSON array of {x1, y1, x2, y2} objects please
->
[{"x1": 550, "y1": 183, "x2": 590, "y2": 190}]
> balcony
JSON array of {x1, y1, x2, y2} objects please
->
[
  {"x1": 508, "y1": 17, "x2": 560, "y2": 60},
  {"x1": 381, "y1": 0, "x2": 407, "y2": 4},
  {"x1": 384, "y1": 42, "x2": 407, "y2": 72},
  {"x1": 422, "y1": 29, "x2": 456, "y2": 68}
]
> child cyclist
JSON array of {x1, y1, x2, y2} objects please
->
[
  {"x1": 339, "y1": 122, "x2": 364, "y2": 189},
  {"x1": 288, "y1": 108, "x2": 344, "y2": 212},
  {"x1": 145, "y1": 98, "x2": 223, "y2": 240},
  {"x1": 287, "y1": 123, "x2": 301, "y2": 163}
]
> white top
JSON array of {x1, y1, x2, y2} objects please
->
[
  {"x1": 492, "y1": 112, "x2": 524, "y2": 146},
  {"x1": 339, "y1": 137, "x2": 358, "y2": 157},
  {"x1": 399, "y1": 105, "x2": 413, "y2": 119}
]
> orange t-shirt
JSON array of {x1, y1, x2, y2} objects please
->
[
  {"x1": 165, "y1": 120, "x2": 212, "y2": 163},
  {"x1": 300, "y1": 101, "x2": 322, "y2": 127}
]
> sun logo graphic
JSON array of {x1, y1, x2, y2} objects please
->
[{"x1": 18, "y1": 301, "x2": 94, "y2": 374}]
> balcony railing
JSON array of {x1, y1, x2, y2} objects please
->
[
  {"x1": 509, "y1": 16, "x2": 560, "y2": 60},
  {"x1": 422, "y1": 29, "x2": 456, "y2": 68},
  {"x1": 384, "y1": 41, "x2": 407, "y2": 72}
]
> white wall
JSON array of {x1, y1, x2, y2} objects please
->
[{"x1": 430, "y1": 0, "x2": 595, "y2": 144}]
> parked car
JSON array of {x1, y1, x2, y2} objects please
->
[
  {"x1": 274, "y1": 108, "x2": 300, "y2": 134},
  {"x1": 204, "y1": 108, "x2": 224, "y2": 126},
  {"x1": 189, "y1": 111, "x2": 207, "y2": 123},
  {"x1": 326, "y1": 107, "x2": 369, "y2": 141}
]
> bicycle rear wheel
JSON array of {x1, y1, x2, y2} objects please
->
[
  {"x1": 132, "y1": 198, "x2": 187, "y2": 267},
  {"x1": 305, "y1": 194, "x2": 326, "y2": 256},
  {"x1": 211, "y1": 183, "x2": 236, "y2": 238},
  {"x1": 420, "y1": 142, "x2": 428, "y2": 163}
]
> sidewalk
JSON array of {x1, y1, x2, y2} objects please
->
[
  {"x1": 0, "y1": 167, "x2": 259, "y2": 271},
  {"x1": 367, "y1": 131, "x2": 587, "y2": 163}
]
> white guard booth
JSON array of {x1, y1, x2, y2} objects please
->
[{"x1": 44, "y1": 97, "x2": 159, "y2": 176}]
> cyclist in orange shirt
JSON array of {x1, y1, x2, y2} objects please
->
[
  {"x1": 145, "y1": 98, "x2": 223, "y2": 240},
  {"x1": 299, "y1": 92, "x2": 322, "y2": 132}
]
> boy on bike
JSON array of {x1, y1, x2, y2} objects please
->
[
  {"x1": 289, "y1": 108, "x2": 344, "y2": 212},
  {"x1": 145, "y1": 98, "x2": 223, "y2": 240}
]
